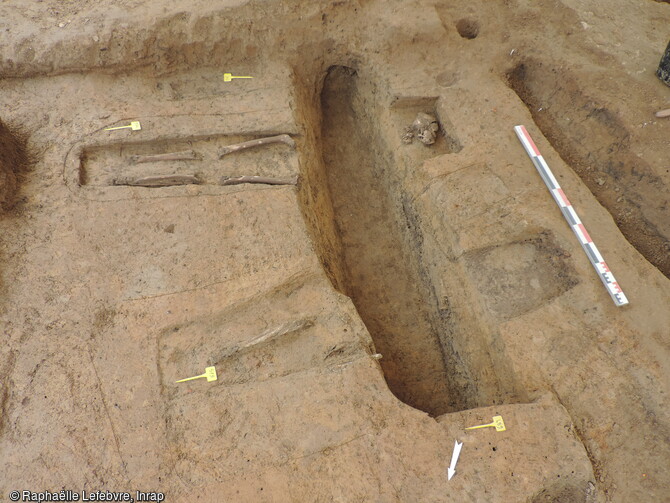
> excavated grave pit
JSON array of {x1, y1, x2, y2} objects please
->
[
  {"x1": 294, "y1": 65, "x2": 516, "y2": 416},
  {"x1": 317, "y1": 66, "x2": 457, "y2": 415},
  {"x1": 79, "y1": 133, "x2": 296, "y2": 187}
]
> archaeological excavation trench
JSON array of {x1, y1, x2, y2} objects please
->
[
  {"x1": 296, "y1": 65, "x2": 495, "y2": 416},
  {"x1": 506, "y1": 60, "x2": 670, "y2": 278},
  {"x1": 2, "y1": 1, "x2": 670, "y2": 499}
]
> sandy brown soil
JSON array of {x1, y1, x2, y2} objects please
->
[{"x1": 0, "y1": 0, "x2": 669, "y2": 502}]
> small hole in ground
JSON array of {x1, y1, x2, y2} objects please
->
[{"x1": 456, "y1": 18, "x2": 479, "y2": 39}]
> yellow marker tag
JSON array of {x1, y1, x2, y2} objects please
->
[
  {"x1": 175, "y1": 366, "x2": 217, "y2": 383},
  {"x1": 204, "y1": 366, "x2": 217, "y2": 382},
  {"x1": 105, "y1": 121, "x2": 142, "y2": 131},
  {"x1": 223, "y1": 73, "x2": 253, "y2": 82},
  {"x1": 465, "y1": 415, "x2": 506, "y2": 432}
]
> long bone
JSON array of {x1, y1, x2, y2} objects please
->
[{"x1": 218, "y1": 134, "x2": 295, "y2": 158}]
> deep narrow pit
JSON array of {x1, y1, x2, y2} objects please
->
[
  {"x1": 309, "y1": 66, "x2": 466, "y2": 415},
  {"x1": 506, "y1": 60, "x2": 670, "y2": 278}
]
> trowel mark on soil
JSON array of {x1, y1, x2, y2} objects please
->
[{"x1": 506, "y1": 60, "x2": 670, "y2": 278}]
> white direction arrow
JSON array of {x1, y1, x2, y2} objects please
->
[{"x1": 447, "y1": 440, "x2": 463, "y2": 481}]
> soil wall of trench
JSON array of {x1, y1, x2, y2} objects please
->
[{"x1": 0, "y1": 120, "x2": 28, "y2": 211}]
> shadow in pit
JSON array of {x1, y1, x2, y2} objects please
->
[
  {"x1": 0, "y1": 119, "x2": 31, "y2": 437},
  {"x1": 0, "y1": 119, "x2": 30, "y2": 212},
  {"x1": 0, "y1": 118, "x2": 31, "y2": 299}
]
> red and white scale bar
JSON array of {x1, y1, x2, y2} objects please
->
[{"x1": 514, "y1": 125, "x2": 628, "y2": 307}]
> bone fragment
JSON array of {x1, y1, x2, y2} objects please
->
[
  {"x1": 129, "y1": 150, "x2": 199, "y2": 163},
  {"x1": 112, "y1": 174, "x2": 201, "y2": 187},
  {"x1": 241, "y1": 319, "x2": 313, "y2": 349},
  {"x1": 215, "y1": 318, "x2": 314, "y2": 362},
  {"x1": 218, "y1": 134, "x2": 295, "y2": 158},
  {"x1": 655, "y1": 108, "x2": 670, "y2": 118},
  {"x1": 219, "y1": 175, "x2": 298, "y2": 186}
]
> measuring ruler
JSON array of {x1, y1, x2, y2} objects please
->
[{"x1": 514, "y1": 125, "x2": 628, "y2": 307}]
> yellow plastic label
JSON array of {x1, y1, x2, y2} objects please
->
[
  {"x1": 223, "y1": 73, "x2": 253, "y2": 82},
  {"x1": 204, "y1": 366, "x2": 217, "y2": 382},
  {"x1": 492, "y1": 415, "x2": 506, "y2": 431},
  {"x1": 105, "y1": 121, "x2": 142, "y2": 131},
  {"x1": 465, "y1": 415, "x2": 506, "y2": 432},
  {"x1": 176, "y1": 366, "x2": 217, "y2": 383}
]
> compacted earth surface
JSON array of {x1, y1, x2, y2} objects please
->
[{"x1": 0, "y1": 0, "x2": 669, "y2": 501}]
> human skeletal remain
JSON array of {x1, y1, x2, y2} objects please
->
[
  {"x1": 112, "y1": 174, "x2": 201, "y2": 187},
  {"x1": 218, "y1": 134, "x2": 295, "y2": 158},
  {"x1": 130, "y1": 150, "x2": 199, "y2": 163},
  {"x1": 401, "y1": 112, "x2": 440, "y2": 145},
  {"x1": 219, "y1": 175, "x2": 298, "y2": 186}
]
